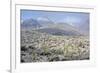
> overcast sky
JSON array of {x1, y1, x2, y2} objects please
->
[{"x1": 21, "y1": 9, "x2": 89, "y2": 26}]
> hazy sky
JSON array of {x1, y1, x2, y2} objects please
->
[{"x1": 21, "y1": 9, "x2": 89, "y2": 25}]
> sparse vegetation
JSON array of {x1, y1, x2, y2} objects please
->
[{"x1": 21, "y1": 29, "x2": 89, "y2": 63}]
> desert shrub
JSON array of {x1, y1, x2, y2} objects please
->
[
  {"x1": 28, "y1": 46, "x2": 33, "y2": 49},
  {"x1": 21, "y1": 29, "x2": 89, "y2": 62},
  {"x1": 50, "y1": 49, "x2": 63, "y2": 55},
  {"x1": 41, "y1": 42, "x2": 49, "y2": 54},
  {"x1": 63, "y1": 44, "x2": 72, "y2": 56},
  {"x1": 49, "y1": 55, "x2": 60, "y2": 61},
  {"x1": 55, "y1": 49, "x2": 63, "y2": 55},
  {"x1": 21, "y1": 46, "x2": 27, "y2": 52},
  {"x1": 32, "y1": 51, "x2": 37, "y2": 60},
  {"x1": 21, "y1": 59, "x2": 25, "y2": 63}
]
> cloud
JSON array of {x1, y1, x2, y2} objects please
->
[{"x1": 37, "y1": 17, "x2": 49, "y2": 21}]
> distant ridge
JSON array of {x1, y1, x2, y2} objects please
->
[
  {"x1": 21, "y1": 18, "x2": 89, "y2": 36},
  {"x1": 21, "y1": 18, "x2": 41, "y2": 28}
]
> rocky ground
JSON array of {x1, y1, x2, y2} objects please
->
[{"x1": 21, "y1": 29, "x2": 90, "y2": 63}]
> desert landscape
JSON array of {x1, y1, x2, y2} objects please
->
[{"x1": 20, "y1": 10, "x2": 90, "y2": 63}]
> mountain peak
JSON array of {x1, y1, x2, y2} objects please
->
[{"x1": 21, "y1": 18, "x2": 41, "y2": 28}]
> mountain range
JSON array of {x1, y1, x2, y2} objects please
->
[{"x1": 21, "y1": 18, "x2": 89, "y2": 36}]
